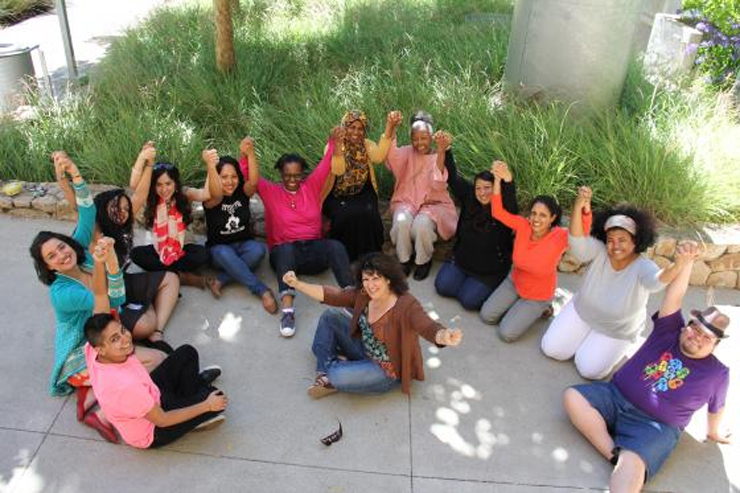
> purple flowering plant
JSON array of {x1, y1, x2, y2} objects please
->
[{"x1": 679, "y1": 1, "x2": 740, "y2": 87}]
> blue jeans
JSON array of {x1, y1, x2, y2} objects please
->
[
  {"x1": 312, "y1": 308, "x2": 399, "y2": 394},
  {"x1": 209, "y1": 240, "x2": 269, "y2": 296},
  {"x1": 269, "y1": 239, "x2": 353, "y2": 298},
  {"x1": 434, "y1": 261, "x2": 495, "y2": 311}
]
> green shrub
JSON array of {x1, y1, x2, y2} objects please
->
[{"x1": 0, "y1": 0, "x2": 52, "y2": 26}]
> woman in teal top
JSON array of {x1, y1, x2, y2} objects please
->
[{"x1": 30, "y1": 152, "x2": 163, "y2": 441}]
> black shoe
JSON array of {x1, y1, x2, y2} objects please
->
[
  {"x1": 413, "y1": 261, "x2": 432, "y2": 281},
  {"x1": 402, "y1": 261, "x2": 414, "y2": 277},
  {"x1": 199, "y1": 365, "x2": 222, "y2": 385}
]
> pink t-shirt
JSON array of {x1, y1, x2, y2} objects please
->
[
  {"x1": 385, "y1": 139, "x2": 457, "y2": 240},
  {"x1": 84, "y1": 343, "x2": 160, "y2": 449},
  {"x1": 254, "y1": 140, "x2": 335, "y2": 248}
]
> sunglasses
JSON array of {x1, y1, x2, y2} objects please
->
[
  {"x1": 154, "y1": 162, "x2": 175, "y2": 171},
  {"x1": 687, "y1": 320, "x2": 718, "y2": 344}
]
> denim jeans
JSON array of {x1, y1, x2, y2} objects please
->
[
  {"x1": 269, "y1": 239, "x2": 353, "y2": 298},
  {"x1": 434, "y1": 261, "x2": 495, "y2": 311},
  {"x1": 209, "y1": 240, "x2": 268, "y2": 296},
  {"x1": 312, "y1": 308, "x2": 399, "y2": 394}
]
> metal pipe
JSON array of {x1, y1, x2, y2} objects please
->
[{"x1": 55, "y1": 0, "x2": 77, "y2": 80}]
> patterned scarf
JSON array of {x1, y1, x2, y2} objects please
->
[
  {"x1": 333, "y1": 110, "x2": 371, "y2": 198},
  {"x1": 153, "y1": 198, "x2": 186, "y2": 266},
  {"x1": 358, "y1": 310, "x2": 397, "y2": 379}
]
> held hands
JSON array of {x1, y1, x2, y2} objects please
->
[
  {"x1": 674, "y1": 241, "x2": 703, "y2": 266},
  {"x1": 386, "y1": 110, "x2": 403, "y2": 128},
  {"x1": 433, "y1": 131, "x2": 453, "y2": 152},
  {"x1": 205, "y1": 390, "x2": 228, "y2": 412},
  {"x1": 92, "y1": 237, "x2": 115, "y2": 264},
  {"x1": 51, "y1": 151, "x2": 79, "y2": 179},
  {"x1": 239, "y1": 136, "x2": 255, "y2": 156},
  {"x1": 202, "y1": 149, "x2": 219, "y2": 168},
  {"x1": 436, "y1": 328, "x2": 463, "y2": 346},
  {"x1": 330, "y1": 126, "x2": 346, "y2": 154},
  {"x1": 138, "y1": 141, "x2": 156, "y2": 166},
  {"x1": 491, "y1": 160, "x2": 512, "y2": 183},
  {"x1": 282, "y1": 270, "x2": 299, "y2": 288},
  {"x1": 576, "y1": 186, "x2": 592, "y2": 214}
]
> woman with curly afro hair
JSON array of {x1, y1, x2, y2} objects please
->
[{"x1": 541, "y1": 187, "x2": 688, "y2": 379}]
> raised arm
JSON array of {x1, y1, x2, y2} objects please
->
[
  {"x1": 129, "y1": 141, "x2": 155, "y2": 189},
  {"x1": 54, "y1": 156, "x2": 76, "y2": 214},
  {"x1": 433, "y1": 130, "x2": 452, "y2": 174},
  {"x1": 282, "y1": 271, "x2": 324, "y2": 302},
  {"x1": 490, "y1": 161, "x2": 525, "y2": 231},
  {"x1": 187, "y1": 149, "x2": 221, "y2": 203},
  {"x1": 658, "y1": 241, "x2": 701, "y2": 317},
  {"x1": 52, "y1": 152, "x2": 95, "y2": 247},
  {"x1": 366, "y1": 110, "x2": 401, "y2": 163},
  {"x1": 570, "y1": 186, "x2": 592, "y2": 237},
  {"x1": 240, "y1": 137, "x2": 259, "y2": 197},
  {"x1": 131, "y1": 143, "x2": 156, "y2": 216}
]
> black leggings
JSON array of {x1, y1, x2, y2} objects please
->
[
  {"x1": 149, "y1": 345, "x2": 221, "y2": 448},
  {"x1": 130, "y1": 244, "x2": 208, "y2": 273}
]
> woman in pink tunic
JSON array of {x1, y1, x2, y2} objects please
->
[{"x1": 385, "y1": 111, "x2": 458, "y2": 280}]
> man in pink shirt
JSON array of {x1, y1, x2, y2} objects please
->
[
  {"x1": 255, "y1": 128, "x2": 353, "y2": 338},
  {"x1": 84, "y1": 312, "x2": 228, "y2": 448}
]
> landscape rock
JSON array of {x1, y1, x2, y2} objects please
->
[
  {"x1": 689, "y1": 261, "x2": 711, "y2": 286},
  {"x1": 706, "y1": 271, "x2": 738, "y2": 289}
]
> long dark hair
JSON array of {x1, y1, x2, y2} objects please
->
[
  {"x1": 29, "y1": 231, "x2": 87, "y2": 285},
  {"x1": 94, "y1": 189, "x2": 133, "y2": 264},
  {"x1": 144, "y1": 163, "x2": 192, "y2": 228},
  {"x1": 217, "y1": 156, "x2": 244, "y2": 193},
  {"x1": 530, "y1": 195, "x2": 562, "y2": 227}
]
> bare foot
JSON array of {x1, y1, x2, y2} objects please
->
[
  {"x1": 148, "y1": 329, "x2": 164, "y2": 342},
  {"x1": 207, "y1": 277, "x2": 222, "y2": 299},
  {"x1": 261, "y1": 290, "x2": 278, "y2": 314}
]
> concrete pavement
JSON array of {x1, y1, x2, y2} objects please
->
[{"x1": 0, "y1": 214, "x2": 738, "y2": 493}]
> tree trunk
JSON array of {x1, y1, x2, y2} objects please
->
[{"x1": 214, "y1": 0, "x2": 235, "y2": 73}]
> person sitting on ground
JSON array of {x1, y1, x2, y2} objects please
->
[
  {"x1": 29, "y1": 154, "x2": 164, "y2": 441},
  {"x1": 130, "y1": 148, "x2": 221, "y2": 293},
  {"x1": 434, "y1": 149, "x2": 517, "y2": 311},
  {"x1": 84, "y1": 237, "x2": 228, "y2": 448},
  {"x1": 253, "y1": 128, "x2": 353, "y2": 338},
  {"x1": 541, "y1": 186, "x2": 685, "y2": 379},
  {"x1": 59, "y1": 141, "x2": 180, "y2": 345},
  {"x1": 385, "y1": 111, "x2": 458, "y2": 280},
  {"x1": 282, "y1": 253, "x2": 463, "y2": 398},
  {"x1": 563, "y1": 241, "x2": 731, "y2": 492},
  {"x1": 203, "y1": 138, "x2": 277, "y2": 313},
  {"x1": 320, "y1": 109, "x2": 399, "y2": 261},
  {"x1": 480, "y1": 161, "x2": 591, "y2": 342}
]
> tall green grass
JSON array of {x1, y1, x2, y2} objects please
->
[{"x1": 0, "y1": 0, "x2": 738, "y2": 224}]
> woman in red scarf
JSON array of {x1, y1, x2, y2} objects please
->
[{"x1": 130, "y1": 150, "x2": 221, "y2": 291}]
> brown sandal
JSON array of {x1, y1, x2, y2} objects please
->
[{"x1": 307, "y1": 373, "x2": 337, "y2": 399}]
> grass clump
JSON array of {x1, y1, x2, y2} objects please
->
[
  {"x1": 0, "y1": 0, "x2": 738, "y2": 225},
  {"x1": 0, "y1": 0, "x2": 52, "y2": 26}
]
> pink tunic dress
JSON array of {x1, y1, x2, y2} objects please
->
[{"x1": 384, "y1": 139, "x2": 458, "y2": 240}]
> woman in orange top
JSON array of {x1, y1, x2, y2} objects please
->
[{"x1": 480, "y1": 161, "x2": 589, "y2": 342}]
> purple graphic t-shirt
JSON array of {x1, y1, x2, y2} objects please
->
[{"x1": 613, "y1": 310, "x2": 729, "y2": 429}]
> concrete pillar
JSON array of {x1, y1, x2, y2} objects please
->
[{"x1": 504, "y1": 0, "x2": 642, "y2": 109}]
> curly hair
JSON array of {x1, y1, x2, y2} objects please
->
[
  {"x1": 274, "y1": 153, "x2": 309, "y2": 173},
  {"x1": 94, "y1": 189, "x2": 133, "y2": 265},
  {"x1": 354, "y1": 253, "x2": 409, "y2": 296},
  {"x1": 144, "y1": 164, "x2": 192, "y2": 229},
  {"x1": 530, "y1": 195, "x2": 562, "y2": 227},
  {"x1": 591, "y1": 203, "x2": 657, "y2": 253},
  {"x1": 29, "y1": 231, "x2": 87, "y2": 285}
]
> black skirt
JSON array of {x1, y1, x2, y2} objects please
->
[
  {"x1": 323, "y1": 181, "x2": 384, "y2": 261},
  {"x1": 119, "y1": 271, "x2": 166, "y2": 331}
]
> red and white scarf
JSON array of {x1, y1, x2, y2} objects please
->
[{"x1": 153, "y1": 199, "x2": 186, "y2": 266}]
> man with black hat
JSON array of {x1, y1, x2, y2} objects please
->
[{"x1": 563, "y1": 241, "x2": 731, "y2": 492}]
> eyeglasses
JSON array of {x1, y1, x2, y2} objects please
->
[
  {"x1": 687, "y1": 320, "x2": 718, "y2": 344},
  {"x1": 154, "y1": 162, "x2": 175, "y2": 171}
]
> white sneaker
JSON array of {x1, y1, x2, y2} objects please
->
[
  {"x1": 194, "y1": 414, "x2": 225, "y2": 431},
  {"x1": 279, "y1": 311, "x2": 296, "y2": 338}
]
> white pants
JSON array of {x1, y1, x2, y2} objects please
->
[
  {"x1": 390, "y1": 209, "x2": 437, "y2": 265},
  {"x1": 540, "y1": 300, "x2": 639, "y2": 380}
]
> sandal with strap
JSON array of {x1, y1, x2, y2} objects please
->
[{"x1": 307, "y1": 373, "x2": 337, "y2": 399}]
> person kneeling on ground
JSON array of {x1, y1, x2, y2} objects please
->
[
  {"x1": 283, "y1": 253, "x2": 462, "y2": 398},
  {"x1": 84, "y1": 240, "x2": 228, "y2": 448},
  {"x1": 563, "y1": 241, "x2": 731, "y2": 492}
]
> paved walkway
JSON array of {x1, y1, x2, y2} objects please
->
[{"x1": 0, "y1": 214, "x2": 738, "y2": 493}]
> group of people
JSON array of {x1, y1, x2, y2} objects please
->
[{"x1": 29, "y1": 109, "x2": 731, "y2": 492}]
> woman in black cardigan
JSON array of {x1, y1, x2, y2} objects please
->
[{"x1": 433, "y1": 151, "x2": 518, "y2": 310}]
